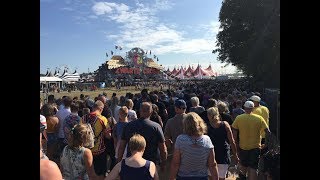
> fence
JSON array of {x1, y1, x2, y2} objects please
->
[{"x1": 264, "y1": 88, "x2": 280, "y2": 141}]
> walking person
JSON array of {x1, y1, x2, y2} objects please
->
[
  {"x1": 206, "y1": 107, "x2": 239, "y2": 180},
  {"x1": 105, "y1": 134, "x2": 159, "y2": 180},
  {"x1": 169, "y1": 112, "x2": 219, "y2": 180},
  {"x1": 232, "y1": 101, "x2": 270, "y2": 180}
]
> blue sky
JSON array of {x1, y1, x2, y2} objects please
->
[{"x1": 40, "y1": 0, "x2": 238, "y2": 75}]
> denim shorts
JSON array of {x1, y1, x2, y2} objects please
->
[{"x1": 239, "y1": 148, "x2": 261, "y2": 169}]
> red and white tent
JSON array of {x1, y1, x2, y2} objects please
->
[
  {"x1": 184, "y1": 65, "x2": 195, "y2": 78},
  {"x1": 175, "y1": 66, "x2": 186, "y2": 79},
  {"x1": 205, "y1": 64, "x2": 217, "y2": 77},
  {"x1": 171, "y1": 67, "x2": 178, "y2": 76},
  {"x1": 168, "y1": 64, "x2": 216, "y2": 79},
  {"x1": 192, "y1": 64, "x2": 208, "y2": 79}
]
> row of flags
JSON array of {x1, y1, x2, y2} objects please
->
[
  {"x1": 106, "y1": 45, "x2": 159, "y2": 61},
  {"x1": 106, "y1": 45, "x2": 124, "y2": 57},
  {"x1": 115, "y1": 45, "x2": 122, "y2": 50}
]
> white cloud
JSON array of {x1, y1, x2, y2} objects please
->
[
  {"x1": 154, "y1": 0, "x2": 174, "y2": 10},
  {"x1": 92, "y1": 2, "x2": 114, "y2": 15},
  {"x1": 92, "y1": 1, "x2": 217, "y2": 55},
  {"x1": 92, "y1": 2, "x2": 129, "y2": 15}
]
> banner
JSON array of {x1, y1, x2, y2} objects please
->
[{"x1": 115, "y1": 67, "x2": 160, "y2": 75}]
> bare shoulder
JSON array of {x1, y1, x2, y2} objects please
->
[
  {"x1": 83, "y1": 148, "x2": 93, "y2": 158},
  {"x1": 224, "y1": 121, "x2": 231, "y2": 128},
  {"x1": 149, "y1": 161, "x2": 156, "y2": 176},
  {"x1": 40, "y1": 159, "x2": 62, "y2": 180},
  {"x1": 149, "y1": 161, "x2": 156, "y2": 167},
  {"x1": 40, "y1": 159, "x2": 59, "y2": 169},
  {"x1": 84, "y1": 148, "x2": 92, "y2": 154}
]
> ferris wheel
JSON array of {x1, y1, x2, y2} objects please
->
[{"x1": 127, "y1": 47, "x2": 148, "y2": 67}]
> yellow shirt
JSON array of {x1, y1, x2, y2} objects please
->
[
  {"x1": 232, "y1": 113, "x2": 268, "y2": 150},
  {"x1": 252, "y1": 105, "x2": 269, "y2": 138},
  {"x1": 81, "y1": 112, "x2": 110, "y2": 155}
]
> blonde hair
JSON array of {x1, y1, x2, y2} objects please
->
[
  {"x1": 190, "y1": 96, "x2": 200, "y2": 106},
  {"x1": 207, "y1": 107, "x2": 220, "y2": 121},
  {"x1": 183, "y1": 112, "x2": 207, "y2": 136},
  {"x1": 217, "y1": 101, "x2": 228, "y2": 113},
  {"x1": 68, "y1": 124, "x2": 94, "y2": 148},
  {"x1": 129, "y1": 134, "x2": 146, "y2": 153},
  {"x1": 125, "y1": 99, "x2": 134, "y2": 109},
  {"x1": 119, "y1": 106, "x2": 129, "y2": 117}
]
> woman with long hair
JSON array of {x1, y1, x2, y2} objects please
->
[
  {"x1": 41, "y1": 104, "x2": 59, "y2": 164},
  {"x1": 169, "y1": 112, "x2": 219, "y2": 180},
  {"x1": 60, "y1": 124, "x2": 104, "y2": 180},
  {"x1": 207, "y1": 107, "x2": 239, "y2": 180}
]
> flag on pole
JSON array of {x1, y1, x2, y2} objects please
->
[
  {"x1": 150, "y1": 50, "x2": 151, "y2": 55},
  {"x1": 115, "y1": 45, "x2": 118, "y2": 49},
  {"x1": 119, "y1": 46, "x2": 122, "y2": 50},
  {"x1": 106, "y1": 52, "x2": 108, "y2": 57},
  {"x1": 111, "y1": 51, "x2": 114, "y2": 55}
]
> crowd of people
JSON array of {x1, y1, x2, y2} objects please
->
[{"x1": 40, "y1": 79, "x2": 279, "y2": 180}]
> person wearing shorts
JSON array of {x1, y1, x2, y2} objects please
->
[
  {"x1": 239, "y1": 148, "x2": 261, "y2": 170},
  {"x1": 232, "y1": 101, "x2": 270, "y2": 180}
]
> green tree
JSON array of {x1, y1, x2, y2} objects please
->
[{"x1": 214, "y1": 0, "x2": 280, "y2": 88}]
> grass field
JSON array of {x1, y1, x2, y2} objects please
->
[{"x1": 40, "y1": 86, "x2": 165, "y2": 101}]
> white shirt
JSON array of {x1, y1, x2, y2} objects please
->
[
  {"x1": 40, "y1": 114, "x2": 47, "y2": 129},
  {"x1": 113, "y1": 105, "x2": 121, "y2": 123},
  {"x1": 127, "y1": 109, "x2": 137, "y2": 122}
]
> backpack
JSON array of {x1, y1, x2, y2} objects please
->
[{"x1": 82, "y1": 114, "x2": 106, "y2": 148}]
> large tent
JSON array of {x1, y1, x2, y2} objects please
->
[
  {"x1": 60, "y1": 69, "x2": 80, "y2": 83},
  {"x1": 205, "y1": 64, "x2": 217, "y2": 77},
  {"x1": 40, "y1": 76, "x2": 63, "y2": 91},
  {"x1": 167, "y1": 64, "x2": 216, "y2": 79},
  {"x1": 175, "y1": 66, "x2": 186, "y2": 79},
  {"x1": 184, "y1": 65, "x2": 194, "y2": 78}
]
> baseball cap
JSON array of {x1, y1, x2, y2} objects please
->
[
  {"x1": 86, "y1": 99, "x2": 95, "y2": 108},
  {"x1": 244, "y1": 101, "x2": 254, "y2": 108},
  {"x1": 249, "y1": 95, "x2": 261, "y2": 102},
  {"x1": 175, "y1": 99, "x2": 187, "y2": 109}
]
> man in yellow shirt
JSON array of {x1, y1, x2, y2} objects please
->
[
  {"x1": 250, "y1": 95, "x2": 269, "y2": 144},
  {"x1": 232, "y1": 101, "x2": 270, "y2": 180},
  {"x1": 81, "y1": 100, "x2": 111, "y2": 177}
]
